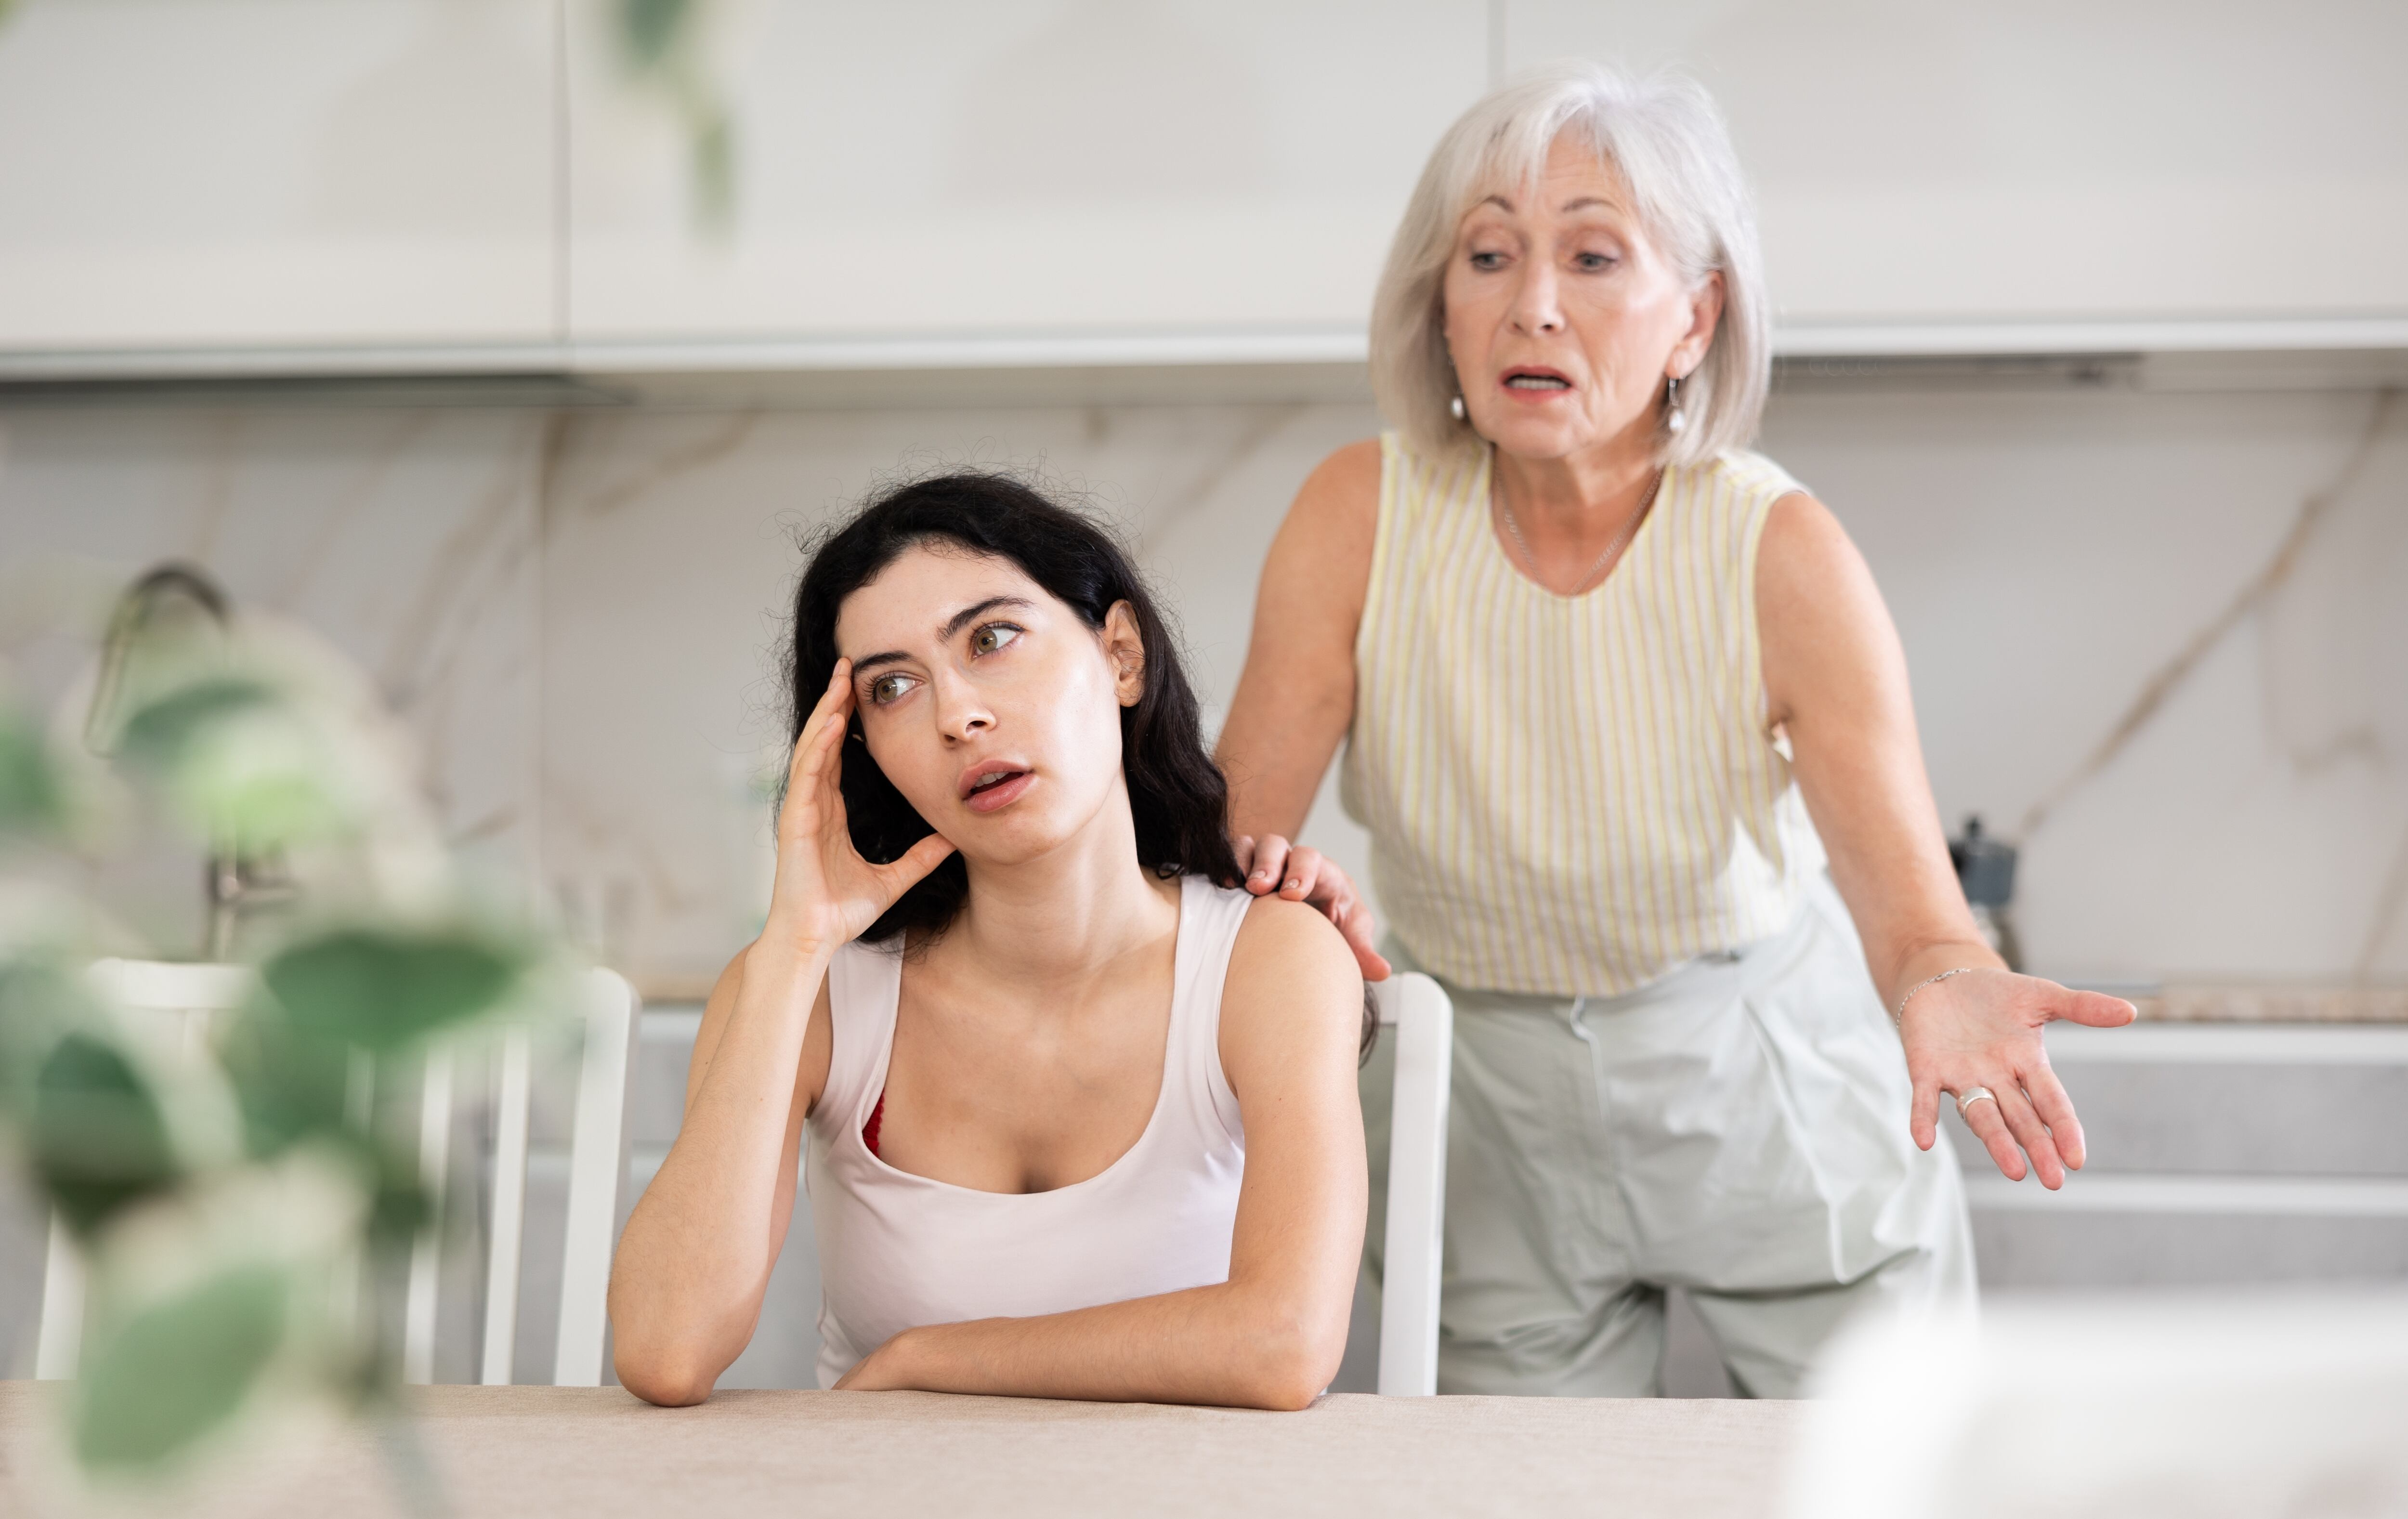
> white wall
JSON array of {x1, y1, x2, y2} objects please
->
[
  {"x1": 4, "y1": 384, "x2": 2402, "y2": 991},
  {"x1": 1764, "y1": 385, "x2": 2408, "y2": 984}
]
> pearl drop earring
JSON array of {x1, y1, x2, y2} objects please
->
[
  {"x1": 1449, "y1": 393, "x2": 1466, "y2": 422},
  {"x1": 1663, "y1": 374, "x2": 1688, "y2": 435}
]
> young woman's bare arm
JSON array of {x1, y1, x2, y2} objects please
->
[
  {"x1": 832, "y1": 896, "x2": 1368, "y2": 1410},
  {"x1": 607, "y1": 659, "x2": 954, "y2": 1405},
  {"x1": 606, "y1": 943, "x2": 829, "y2": 1404}
]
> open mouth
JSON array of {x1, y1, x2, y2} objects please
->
[
  {"x1": 1503, "y1": 368, "x2": 1573, "y2": 393},
  {"x1": 959, "y1": 764, "x2": 1034, "y2": 812}
]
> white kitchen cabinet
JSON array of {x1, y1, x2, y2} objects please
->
[
  {"x1": 1948, "y1": 1022, "x2": 2408, "y2": 1289},
  {"x1": 6, "y1": 1, "x2": 2401, "y2": 375},
  {"x1": 1504, "y1": 0, "x2": 2408, "y2": 343},
  {"x1": 564, "y1": 0, "x2": 1489, "y2": 356},
  {"x1": 0, "y1": 0, "x2": 557, "y2": 357}
]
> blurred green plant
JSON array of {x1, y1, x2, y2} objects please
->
[
  {"x1": 0, "y1": 592, "x2": 570, "y2": 1492},
  {"x1": 0, "y1": 697, "x2": 60, "y2": 835},
  {"x1": 610, "y1": 0, "x2": 737, "y2": 233}
]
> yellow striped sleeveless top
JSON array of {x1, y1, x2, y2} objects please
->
[{"x1": 1339, "y1": 433, "x2": 1826, "y2": 996}]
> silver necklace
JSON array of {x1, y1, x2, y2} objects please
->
[{"x1": 1495, "y1": 465, "x2": 1663, "y2": 595}]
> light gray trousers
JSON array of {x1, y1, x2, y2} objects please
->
[{"x1": 1361, "y1": 877, "x2": 1976, "y2": 1398}]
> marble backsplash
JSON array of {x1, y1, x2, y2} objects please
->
[{"x1": 2, "y1": 381, "x2": 2403, "y2": 994}]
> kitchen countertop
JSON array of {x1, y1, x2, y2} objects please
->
[
  {"x1": 629, "y1": 979, "x2": 2408, "y2": 1024},
  {"x1": 2119, "y1": 985, "x2": 2408, "y2": 1023},
  {"x1": 0, "y1": 1383, "x2": 1805, "y2": 1519}
]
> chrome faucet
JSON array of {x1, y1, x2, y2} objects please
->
[{"x1": 85, "y1": 563, "x2": 293, "y2": 960}]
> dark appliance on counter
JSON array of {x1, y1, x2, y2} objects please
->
[{"x1": 1949, "y1": 815, "x2": 2022, "y2": 971}]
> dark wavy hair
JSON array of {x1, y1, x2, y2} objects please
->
[{"x1": 785, "y1": 471, "x2": 1244, "y2": 946}]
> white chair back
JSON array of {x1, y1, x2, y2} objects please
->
[
  {"x1": 549, "y1": 968, "x2": 641, "y2": 1386},
  {"x1": 409, "y1": 965, "x2": 641, "y2": 1387},
  {"x1": 34, "y1": 961, "x2": 641, "y2": 1389},
  {"x1": 35, "y1": 958, "x2": 255, "y2": 1380},
  {"x1": 1370, "y1": 972, "x2": 1453, "y2": 1396}
]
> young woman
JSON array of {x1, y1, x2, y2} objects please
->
[{"x1": 607, "y1": 473, "x2": 1368, "y2": 1411}]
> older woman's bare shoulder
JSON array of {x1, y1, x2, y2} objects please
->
[
  {"x1": 1290, "y1": 438, "x2": 1383, "y2": 522},
  {"x1": 1758, "y1": 490, "x2": 1868, "y2": 601},
  {"x1": 1255, "y1": 440, "x2": 1383, "y2": 613},
  {"x1": 1268, "y1": 439, "x2": 1381, "y2": 568}
]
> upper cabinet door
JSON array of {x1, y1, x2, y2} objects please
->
[
  {"x1": 565, "y1": 0, "x2": 1490, "y2": 347},
  {"x1": 1504, "y1": 0, "x2": 2408, "y2": 332},
  {"x1": 0, "y1": 0, "x2": 557, "y2": 356}
]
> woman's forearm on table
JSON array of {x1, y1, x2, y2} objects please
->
[
  {"x1": 868, "y1": 1277, "x2": 1347, "y2": 1412},
  {"x1": 609, "y1": 937, "x2": 827, "y2": 1399}
]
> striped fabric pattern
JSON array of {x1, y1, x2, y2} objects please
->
[{"x1": 1338, "y1": 432, "x2": 1825, "y2": 997}]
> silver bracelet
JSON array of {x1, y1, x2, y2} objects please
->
[{"x1": 1893, "y1": 966, "x2": 1977, "y2": 1024}]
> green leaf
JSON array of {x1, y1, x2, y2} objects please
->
[
  {"x1": 0, "y1": 958, "x2": 93, "y2": 1092},
  {"x1": 119, "y1": 678, "x2": 356, "y2": 853},
  {"x1": 34, "y1": 1034, "x2": 178, "y2": 1237},
  {"x1": 367, "y1": 1163, "x2": 431, "y2": 1251},
  {"x1": 617, "y1": 0, "x2": 692, "y2": 67},
  {"x1": 0, "y1": 700, "x2": 61, "y2": 836},
  {"x1": 215, "y1": 1009, "x2": 353, "y2": 1158},
  {"x1": 73, "y1": 1263, "x2": 288, "y2": 1472},
  {"x1": 262, "y1": 928, "x2": 525, "y2": 1052},
  {"x1": 115, "y1": 678, "x2": 277, "y2": 771}
]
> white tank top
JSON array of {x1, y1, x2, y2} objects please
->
[{"x1": 803, "y1": 875, "x2": 1252, "y2": 1388}]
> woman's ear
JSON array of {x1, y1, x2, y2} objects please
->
[
  {"x1": 1101, "y1": 601, "x2": 1147, "y2": 707},
  {"x1": 1671, "y1": 269, "x2": 1726, "y2": 376}
]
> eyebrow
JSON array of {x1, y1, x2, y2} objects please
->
[
  {"x1": 1471, "y1": 193, "x2": 1622, "y2": 216},
  {"x1": 846, "y1": 595, "x2": 1035, "y2": 676}
]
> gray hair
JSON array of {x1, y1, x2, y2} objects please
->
[{"x1": 1369, "y1": 61, "x2": 1768, "y2": 467}]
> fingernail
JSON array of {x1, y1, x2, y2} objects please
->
[{"x1": 1284, "y1": 879, "x2": 1301, "y2": 891}]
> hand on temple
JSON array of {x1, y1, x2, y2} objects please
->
[{"x1": 766, "y1": 658, "x2": 956, "y2": 959}]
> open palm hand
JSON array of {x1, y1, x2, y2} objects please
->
[{"x1": 1900, "y1": 968, "x2": 2135, "y2": 1188}]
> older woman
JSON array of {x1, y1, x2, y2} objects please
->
[{"x1": 1215, "y1": 64, "x2": 2135, "y2": 1398}]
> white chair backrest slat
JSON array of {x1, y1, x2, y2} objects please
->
[
  {"x1": 34, "y1": 1216, "x2": 85, "y2": 1381},
  {"x1": 478, "y1": 1029, "x2": 534, "y2": 1386},
  {"x1": 554, "y1": 969, "x2": 641, "y2": 1387},
  {"x1": 36, "y1": 960, "x2": 258, "y2": 1381},
  {"x1": 402, "y1": 1047, "x2": 454, "y2": 1386},
  {"x1": 1371, "y1": 972, "x2": 1454, "y2": 1397}
]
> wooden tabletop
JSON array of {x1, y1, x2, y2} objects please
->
[{"x1": 1, "y1": 1382, "x2": 1804, "y2": 1519}]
